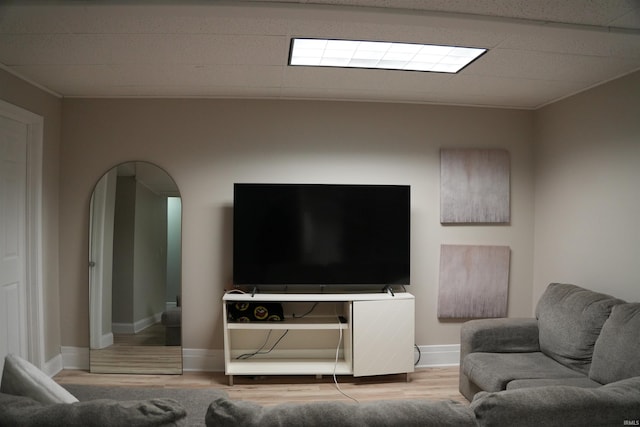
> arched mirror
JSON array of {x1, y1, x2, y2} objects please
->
[{"x1": 89, "y1": 161, "x2": 182, "y2": 374}]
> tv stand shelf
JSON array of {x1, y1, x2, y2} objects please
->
[
  {"x1": 227, "y1": 316, "x2": 348, "y2": 330},
  {"x1": 223, "y1": 292, "x2": 415, "y2": 385}
]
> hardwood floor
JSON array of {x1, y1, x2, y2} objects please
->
[
  {"x1": 89, "y1": 345, "x2": 183, "y2": 374},
  {"x1": 89, "y1": 323, "x2": 182, "y2": 374},
  {"x1": 54, "y1": 366, "x2": 467, "y2": 406}
]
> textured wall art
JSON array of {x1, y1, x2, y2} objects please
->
[
  {"x1": 437, "y1": 244, "x2": 510, "y2": 319},
  {"x1": 440, "y1": 148, "x2": 510, "y2": 224}
]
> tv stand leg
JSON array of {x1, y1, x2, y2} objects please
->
[
  {"x1": 228, "y1": 375, "x2": 234, "y2": 386},
  {"x1": 316, "y1": 374, "x2": 322, "y2": 380},
  {"x1": 382, "y1": 285, "x2": 395, "y2": 296}
]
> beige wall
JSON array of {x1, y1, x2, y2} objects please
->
[
  {"x1": 8, "y1": 64, "x2": 637, "y2": 362},
  {"x1": 0, "y1": 70, "x2": 62, "y2": 362},
  {"x1": 533, "y1": 70, "x2": 640, "y2": 305},
  {"x1": 7, "y1": 62, "x2": 638, "y2": 364},
  {"x1": 59, "y1": 99, "x2": 535, "y2": 349}
]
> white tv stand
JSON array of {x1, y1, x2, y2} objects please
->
[{"x1": 222, "y1": 291, "x2": 415, "y2": 385}]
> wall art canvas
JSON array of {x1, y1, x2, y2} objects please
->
[
  {"x1": 440, "y1": 148, "x2": 510, "y2": 224},
  {"x1": 437, "y1": 244, "x2": 510, "y2": 319}
]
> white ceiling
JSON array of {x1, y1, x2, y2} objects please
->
[{"x1": 1, "y1": 0, "x2": 639, "y2": 109}]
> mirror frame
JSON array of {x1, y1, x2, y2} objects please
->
[{"x1": 88, "y1": 161, "x2": 182, "y2": 374}]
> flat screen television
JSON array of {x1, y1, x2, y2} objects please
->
[{"x1": 233, "y1": 183, "x2": 410, "y2": 287}]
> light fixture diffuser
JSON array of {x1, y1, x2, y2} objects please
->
[{"x1": 289, "y1": 38, "x2": 486, "y2": 73}]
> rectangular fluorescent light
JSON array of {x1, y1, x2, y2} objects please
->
[{"x1": 289, "y1": 38, "x2": 486, "y2": 73}]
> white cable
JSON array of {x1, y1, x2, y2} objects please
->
[{"x1": 333, "y1": 305, "x2": 359, "y2": 403}]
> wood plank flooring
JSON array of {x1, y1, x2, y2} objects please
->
[
  {"x1": 54, "y1": 366, "x2": 467, "y2": 406},
  {"x1": 89, "y1": 345, "x2": 183, "y2": 374},
  {"x1": 89, "y1": 323, "x2": 182, "y2": 374}
]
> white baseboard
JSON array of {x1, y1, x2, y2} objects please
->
[
  {"x1": 112, "y1": 312, "x2": 163, "y2": 335},
  {"x1": 42, "y1": 352, "x2": 65, "y2": 377},
  {"x1": 58, "y1": 347, "x2": 225, "y2": 372},
  {"x1": 59, "y1": 345, "x2": 458, "y2": 373},
  {"x1": 414, "y1": 344, "x2": 460, "y2": 368},
  {"x1": 99, "y1": 332, "x2": 113, "y2": 349},
  {"x1": 182, "y1": 348, "x2": 225, "y2": 372},
  {"x1": 61, "y1": 346, "x2": 90, "y2": 370}
]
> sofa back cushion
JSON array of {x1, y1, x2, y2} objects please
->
[
  {"x1": 589, "y1": 303, "x2": 640, "y2": 384},
  {"x1": 535, "y1": 283, "x2": 623, "y2": 374},
  {"x1": 206, "y1": 396, "x2": 477, "y2": 427}
]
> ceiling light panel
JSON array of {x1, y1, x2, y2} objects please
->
[{"x1": 289, "y1": 39, "x2": 487, "y2": 73}]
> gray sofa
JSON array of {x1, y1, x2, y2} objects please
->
[
  {"x1": 0, "y1": 353, "x2": 187, "y2": 426},
  {"x1": 204, "y1": 377, "x2": 640, "y2": 426},
  {"x1": 204, "y1": 283, "x2": 640, "y2": 426},
  {"x1": 2, "y1": 283, "x2": 639, "y2": 426},
  {"x1": 460, "y1": 282, "x2": 640, "y2": 424}
]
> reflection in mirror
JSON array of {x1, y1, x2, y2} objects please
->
[{"x1": 89, "y1": 161, "x2": 182, "y2": 374}]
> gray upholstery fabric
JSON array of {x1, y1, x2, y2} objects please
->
[
  {"x1": 590, "y1": 302, "x2": 640, "y2": 384},
  {"x1": 506, "y1": 377, "x2": 601, "y2": 390},
  {"x1": 63, "y1": 383, "x2": 228, "y2": 425},
  {"x1": 0, "y1": 353, "x2": 78, "y2": 404},
  {"x1": 463, "y1": 352, "x2": 584, "y2": 392},
  {"x1": 471, "y1": 376, "x2": 640, "y2": 427},
  {"x1": 0, "y1": 392, "x2": 187, "y2": 427},
  {"x1": 458, "y1": 317, "x2": 539, "y2": 400},
  {"x1": 460, "y1": 318, "x2": 540, "y2": 355},
  {"x1": 205, "y1": 396, "x2": 477, "y2": 427},
  {"x1": 535, "y1": 283, "x2": 623, "y2": 374}
]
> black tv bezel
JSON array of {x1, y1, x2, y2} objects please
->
[{"x1": 232, "y1": 183, "x2": 410, "y2": 289}]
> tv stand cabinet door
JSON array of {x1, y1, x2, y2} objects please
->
[{"x1": 352, "y1": 298, "x2": 415, "y2": 377}]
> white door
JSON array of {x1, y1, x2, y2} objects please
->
[{"x1": 0, "y1": 114, "x2": 29, "y2": 361}]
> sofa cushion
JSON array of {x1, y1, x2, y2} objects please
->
[
  {"x1": 463, "y1": 352, "x2": 584, "y2": 392},
  {"x1": 506, "y1": 377, "x2": 601, "y2": 390},
  {"x1": 0, "y1": 354, "x2": 78, "y2": 404},
  {"x1": 535, "y1": 283, "x2": 623, "y2": 374},
  {"x1": 0, "y1": 392, "x2": 187, "y2": 427},
  {"x1": 471, "y1": 376, "x2": 640, "y2": 427},
  {"x1": 205, "y1": 396, "x2": 477, "y2": 427},
  {"x1": 590, "y1": 303, "x2": 640, "y2": 384}
]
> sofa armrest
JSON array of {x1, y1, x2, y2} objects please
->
[
  {"x1": 470, "y1": 376, "x2": 640, "y2": 427},
  {"x1": 461, "y1": 318, "x2": 540, "y2": 358},
  {"x1": 459, "y1": 318, "x2": 540, "y2": 401}
]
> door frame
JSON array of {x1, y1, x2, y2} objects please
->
[
  {"x1": 89, "y1": 169, "x2": 116, "y2": 350},
  {"x1": 0, "y1": 99, "x2": 44, "y2": 369}
]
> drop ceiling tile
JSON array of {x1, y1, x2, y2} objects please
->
[
  {"x1": 0, "y1": 4, "x2": 298, "y2": 36},
  {"x1": 60, "y1": 84, "x2": 284, "y2": 98},
  {"x1": 468, "y1": 48, "x2": 640, "y2": 83},
  {"x1": 278, "y1": 84, "x2": 530, "y2": 109},
  {"x1": 0, "y1": 34, "x2": 288, "y2": 66},
  {"x1": 282, "y1": 66, "x2": 453, "y2": 92},
  {"x1": 440, "y1": 74, "x2": 592, "y2": 98},
  {"x1": 279, "y1": 86, "x2": 397, "y2": 102},
  {"x1": 609, "y1": 6, "x2": 640, "y2": 29},
  {"x1": 436, "y1": 74, "x2": 594, "y2": 108},
  {"x1": 11, "y1": 64, "x2": 284, "y2": 93},
  {"x1": 261, "y1": 0, "x2": 640, "y2": 29},
  {"x1": 499, "y1": 27, "x2": 640, "y2": 58},
  {"x1": 2, "y1": 1, "x2": 639, "y2": 106}
]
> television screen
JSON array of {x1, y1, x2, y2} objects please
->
[{"x1": 233, "y1": 183, "x2": 410, "y2": 287}]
